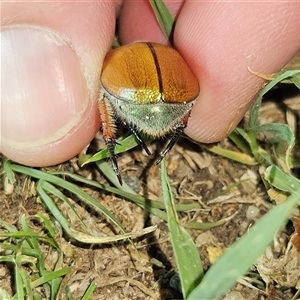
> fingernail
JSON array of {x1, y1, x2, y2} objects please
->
[{"x1": 1, "y1": 26, "x2": 88, "y2": 147}]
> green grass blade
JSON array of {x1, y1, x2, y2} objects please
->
[
  {"x1": 3, "y1": 159, "x2": 16, "y2": 183},
  {"x1": 82, "y1": 281, "x2": 97, "y2": 300},
  {"x1": 37, "y1": 181, "x2": 72, "y2": 236},
  {"x1": 264, "y1": 165, "x2": 300, "y2": 192},
  {"x1": 8, "y1": 164, "x2": 128, "y2": 237},
  {"x1": 161, "y1": 160, "x2": 203, "y2": 298},
  {"x1": 0, "y1": 217, "x2": 18, "y2": 233},
  {"x1": 0, "y1": 290, "x2": 11, "y2": 300},
  {"x1": 39, "y1": 180, "x2": 130, "y2": 240},
  {"x1": 79, "y1": 134, "x2": 151, "y2": 166},
  {"x1": 185, "y1": 219, "x2": 229, "y2": 230},
  {"x1": 35, "y1": 213, "x2": 58, "y2": 240},
  {"x1": 19, "y1": 215, "x2": 46, "y2": 274},
  {"x1": 0, "y1": 198, "x2": 73, "y2": 299},
  {"x1": 205, "y1": 144, "x2": 256, "y2": 165},
  {"x1": 187, "y1": 188, "x2": 300, "y2": 299},
  {"x1": 291, "y1": 71, "x2": 300, "y2": 88},
  {"x1": 39, "y1": 180, "x2": 86, "y2": 229},
  {"x1": 248, "y1": 69, "x2": 300, "y2": 129},
  {"x1": 13, "y1": 259, "x2": 26, "y2": 300},
  {"x1": 51, "y1": 170, "x2": 200, "y2": 212},
  {"x1": 95, "y1": 160, "x2": 134, "y2": 192},
  {"x1": 228, "y1": 131, "x2": 253, "y2": 156},
  {"x1": 31, "y1": 267, "x2": 71, "y2": 288},
  {"x1": 149, "y1": 0, "x2": 175, "y2": 41},
  {"x1": 234, "y1": 128, "x2": 272, "y2": 165},
  {"x1": 0, "y1": 231, "x2": 58, "y2": 250},
  {"x1": 253, "y1": 123, "x2": 295, "y2": 169}
]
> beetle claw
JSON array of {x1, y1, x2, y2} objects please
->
[
  {"x1": 105, "y1": 137, "x2": 123, "y2": 185},
  {"x1": 156, "y1": 122, "x2": 186, "y2": 165},
  {"x1": 128, "y1": 124, "x2": 151, "y2": 156}
]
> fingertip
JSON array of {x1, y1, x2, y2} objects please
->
[{"x1": 175, "y1": 2, "x2": 300, "y2": 142}]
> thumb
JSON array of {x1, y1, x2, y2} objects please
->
[{"x1": 1, "y1": 2, "x2": 116, "y2": 166}]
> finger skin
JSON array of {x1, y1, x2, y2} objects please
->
[
  {"x1": 119, "y1": 0, "x2": 182, "y2": 44},
  {"x1": 119, "y1": 1, "x2": 300, "y2": 143},
  {"x1": 1, "y1": 2, "x2": 116, "y2": 166}
]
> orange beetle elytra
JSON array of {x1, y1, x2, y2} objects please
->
[{"x1": 99, "y1": 42, "x2": 199, "y2": 184}]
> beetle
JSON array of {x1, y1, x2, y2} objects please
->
[{"x1": 99, "y1": 42, "x2": 199, "y2": 184}]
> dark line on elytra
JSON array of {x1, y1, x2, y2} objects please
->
[{"x1": 146, "y1": 43, "x2": 164, "y2": 101}]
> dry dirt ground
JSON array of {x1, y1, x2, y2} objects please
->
[{"x1": 1, "y1": 78, "x2": 300, "y2": 299}]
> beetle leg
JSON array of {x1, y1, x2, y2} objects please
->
[
  {"x1": 99, "y1": 96, "x2": 122, "y2": 184},
  {"x1": 126, "y1": 123, "x2": 151, "y2": 156},
  {"x1": 156, "y1": 114, "x2": 189, "y2": 165}
]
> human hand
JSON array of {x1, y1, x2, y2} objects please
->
[
  {"x1": 1, "y1": 1, "x2": 300, "y2": 167},
  {"x1": 119, "y1": 1, "x2": 300, "y2": 143}
]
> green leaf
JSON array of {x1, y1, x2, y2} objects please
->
[
  {"x1": 161, "y1": 160, "x2": 203, "y2": 298},
  {"x1": 254, "y1": 123, "x2": 294, "y2": 145}
]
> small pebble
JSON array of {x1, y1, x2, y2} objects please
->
[{"x1": 246, "y1": 205, "x2": 259, "y2": 220}]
